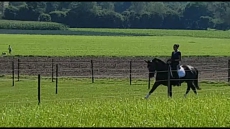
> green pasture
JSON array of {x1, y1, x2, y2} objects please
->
[
  {"x1": 70, "y1": 28, "x2": 230, "y2": 39},
  {"x1": 0, "y1": 77, "x2": 230, "y2": 127},
  {"x1": 1, "y1": 28, "x2": 230, "y2": 39},
  {"x1": 0, "y1": 28, "x2": 230, "y2": 127},
  {"x1": 0, "y1": 30, "x2": 230, "y2": 56}
]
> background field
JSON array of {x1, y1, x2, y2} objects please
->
[
  {"x1": 0, "y1": 28, "x2": 230, "y2": 127},
  {"x1": 0, "y1": 30, "x2": 230, "y2": 56},
  {"x1": 0, "y1": 77, "x2": 230, "y2": 127},
  {"x1": 2, "y1": 28, "x2": 230, "y2": 39}
]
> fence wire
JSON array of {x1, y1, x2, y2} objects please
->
[{"x1": 1, "y1": 58, "x2": 230, "y2": 105}]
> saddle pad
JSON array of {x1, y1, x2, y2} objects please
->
[{"x1": 177, "y1": 66, "x2": 186, "y2": 78}]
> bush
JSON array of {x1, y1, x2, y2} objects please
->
[
  {"x1": 38, "y1": 13, "x2": 51, "y2": 22},
  {"x1": 49, "y1": 11, "x2": 66, "y2": 23},
  {"x1": 0, "y1": 20, "x2": 68, "y2": 30}
]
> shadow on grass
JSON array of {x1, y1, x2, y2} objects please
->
[{"x1": 0, "y1": 29, "x2": 151, "y2": 36}]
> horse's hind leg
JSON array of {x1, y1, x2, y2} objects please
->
[
  {"x1": 184, "y1": 83, "x2": 191, "y2": 98},
  {"x1": 190, "y1": 81, "x2": 198, "y2": 95}
]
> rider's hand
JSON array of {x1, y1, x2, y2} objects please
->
[{"x1": 167, "y1": 60, "x2": 171, "y2": 64}]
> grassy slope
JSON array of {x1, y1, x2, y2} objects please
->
[
  {"x1": 0, "y1": 34, "x2": 229, "y2": 57},
  {"x1": 0, "y1": 77, "x2": 230, "y2": 127}
]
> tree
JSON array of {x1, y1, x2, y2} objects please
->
[
  {"x1": 96, "y1": 10, "x2": 124, "y2": 28},
  {"x1": 57, "y1": 2, "x2": 71, "y2": 11},
  {"x1": 114, "y1": 2, "x2": 131, "y2": 13},
  {"x1": 65, "y1": 3, "x2": 99, "y2": 27},
  {"x1": 3, "y1": 6, "x2": 18, "y2": 20},
  {"x1": 128, "y1": 2, "x2": 147, "y2": 14},
  {"x1": 45, "y1": 2, "x2": 59, "y2": 13},
  {"x1": 3, "y1": 2, "x2": 230, "y2": 30},
  {"x1": 198, "y1": 16, "x2": 212, "y2": 30},
  {"x1": 26, "y1": 2, "x2": 46, "y2": 13},
  {"x1": 182, "y1": 2, "x2": 212, "y2": 29},
  {"x1": 162, "y1": 10, "x2": 182, "y2": 29},
  {"x1": 98, "y1": 2, "x2": 114, "y2": 11},
  {"x1": 9, "y1": 2, "x2": 26, "y2": 7},
  {"x1": 49, "y1": 11, "x2": 66, "y2": 23}
]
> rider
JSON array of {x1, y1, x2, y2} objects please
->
[{"x1": 170, "y1": 44, "x2": 181, "y2": 86}]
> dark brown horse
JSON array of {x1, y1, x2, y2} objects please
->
[{"x1": 144, "y1": 58, "x2": 201, "y2": 99}]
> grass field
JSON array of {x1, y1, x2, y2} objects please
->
[
  {"x1": 2, "y1": 28, "x2": 230, "y2": 39},
  {"x1": 0, "y1": 28, "x2": 230, "y2": 127},
  {"x1": 69, "y1": 28, "x2": 230, "y2": 39},
  {"x1": 0, "y1": 77, "x2": 230, "y2": 127},
  {"x1": 0, "y1": 32, "x2": 230, "y2": 56}
]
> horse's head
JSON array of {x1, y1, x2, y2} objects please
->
[
  {"x1": 145, "y1": 58, "x2": 167, "y2": 78},
  {"x1": 144, "y1": 58, "x2": 158, "y2": 78}
]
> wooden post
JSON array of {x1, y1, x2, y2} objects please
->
[
  {"x1": 12, "y1": 61, "x2": 14, "y2": 86},
  {"x1": 129, "y1": 61, "x2": 132, "y2": 85},
  {"x1": 91, "y1": 60, "x2": 94, "y2": 83},
  {"x1": 168, "y1": 65, "x2": 172, "y2": 98},
  {"x1": 228, "y1": 60, "x2": 230, "y2": 82},
  {"x1": 56, "y1": 64, "x2": 58, "y2": 94},
  {"x1": 17, "y1": 59, "x2": 20, "y2": 81},
  {"x1": 38, "y1": 74, "x2": 41, "y2": 105},
  {"x1": 52, "y1": 59, "x2": 54, "y2": 82}
]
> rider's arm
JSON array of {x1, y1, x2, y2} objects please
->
[{"x1": 170, "y1": 52, "x2": 174, "y2": 60}]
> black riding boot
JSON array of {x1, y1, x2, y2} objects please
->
[{"x1": 173, "y1": 71, "x2": 180, "y2": 86}]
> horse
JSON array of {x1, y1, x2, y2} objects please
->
[{"x1": 144, "y1": 58, "x2": 201, "y2": 99}]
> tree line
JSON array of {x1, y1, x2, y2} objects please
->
[{"x1": 2, "y1": 2, "x2": 230, "y2": 30}]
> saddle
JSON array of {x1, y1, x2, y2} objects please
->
[{"x1": 169, "y1": 65, "x2": 186, "y2": 78}]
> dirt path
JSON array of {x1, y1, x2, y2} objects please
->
[{"x1": 0, "y1": 56, "x2": 229, "y2": 82}]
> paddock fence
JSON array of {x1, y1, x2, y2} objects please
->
[
  {"x1": 0, "y1": 56, "x2": 230, "y2": 84},
  {"x1": 0, "y1": 55, "x2": 230, "y2": 105}
]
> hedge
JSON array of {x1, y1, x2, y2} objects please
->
[{"x1": 0, "y1": 20, "x2": 68, "y2": 30}]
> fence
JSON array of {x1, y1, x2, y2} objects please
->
[
  {"x1": 0, "y1": 56, "x2": 229, "y2": 82},
  {"x1": 1, "y1": 56, "x2": 230, "y2": 104}
]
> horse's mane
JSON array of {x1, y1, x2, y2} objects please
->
[{"x1": 152, "y1": 58, "x2": 166, "y2": 65}]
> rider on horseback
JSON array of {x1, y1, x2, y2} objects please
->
[{"x1": 168, "y1": 44, "x2": 181, "y2": 86}]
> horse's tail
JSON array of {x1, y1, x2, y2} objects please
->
[{"x1": 194, "y1": 68, "x2": 201, "y2": 90}]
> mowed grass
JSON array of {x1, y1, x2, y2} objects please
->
[
  {"x1": 0, "y1": 77, "x2": 230, "y2": 127},
  {"x1": 70, "y1": 28, "x2": 230, "y2": 39},
  {"x1": 0, "y1": 33, "x2": 230, "y2": 56},
  {"x1": 2, "y1": 28, "x2": 230, "y2": 39}
]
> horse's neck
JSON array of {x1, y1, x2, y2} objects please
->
[{"x1": 156, "y1": 63, "x2": 168, "y2": 72}]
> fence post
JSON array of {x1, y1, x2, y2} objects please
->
[
  {"x1": 228, "y1": 60, "x2": 230, "y2": 83},
  {"x1": 52, "y1": 59, "x2": 54, "y2": 82},
  {"x1": 148, "y1": 72, "x2": 150, "y2": 89},
  {"x1": 56, "y1": 64, "x2": 58, "y2": 94},
  {"x1": 38, "y1": 74, "x2": 41, "y2": 105},
  {"x1": 129, "y1": 61, "x2": 132, "y2": 85},
  {"x1": 17, "y1": 59, "x2": 20, "y2": 81},
  {"x1": 168, "y1": 65, "x2": 172, "y2": 98},
  {"x1": 12, "y1": 61, "x2": 14, "y2": 86},
  {"x1": 91, "y1": 60, "x2": 94, "y2": 83}
]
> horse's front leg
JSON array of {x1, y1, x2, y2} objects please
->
[
  {"x1": 145, "y1": 81, "x2": 160, "y2": 99},
  {"x1": 184, "y1": 82, "x2": 191, "y2": 98}
]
